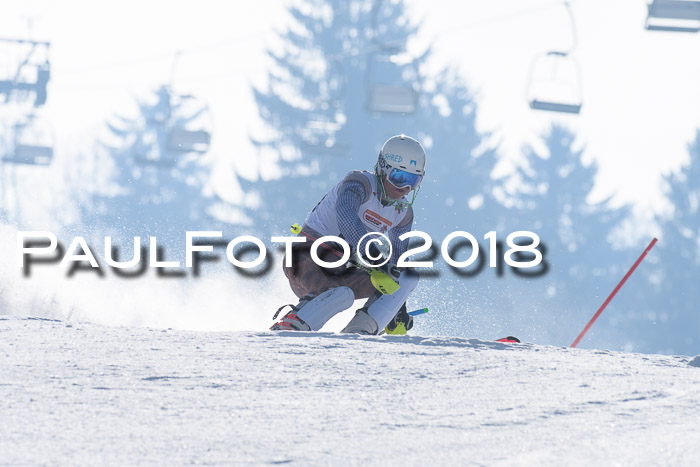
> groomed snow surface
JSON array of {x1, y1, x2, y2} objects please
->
[{"x1": 2, "y1": 317, "x2": 699, "y2": 466}]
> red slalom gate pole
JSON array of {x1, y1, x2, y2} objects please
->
[{"x1": 570, "y1": 238, "x2": 658, "y2": 348}]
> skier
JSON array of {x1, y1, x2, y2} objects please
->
[{"x1": 271, "y1": 134, "x2": 426, "y2": 335}]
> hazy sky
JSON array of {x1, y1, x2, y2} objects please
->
[
  {"x1": 411, "y1": 0, "x2": 700, "y2": 215},
  {"x1": 2, "y1": 0, "x2": 699, "y2": 219}
]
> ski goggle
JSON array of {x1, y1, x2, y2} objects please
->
[{"x1": 387, "y1": 167, "x2": 423, "y2": 189}]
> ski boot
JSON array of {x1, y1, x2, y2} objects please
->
[
  {"x1": 270, "y1": 295, "x2": 313, "y2": 331},
  {"x1": 384, "y1": 303, "x2": 413, "y2": 335},
  {"x1": 269, "y1": 309, "x2": 311, "y2": 331},
  {"x1": 341, "y1": 308, "x2": 378, "y2": 335},
  {"x1": 271, "y1": 287, "x2": 355, "y2": 331}
]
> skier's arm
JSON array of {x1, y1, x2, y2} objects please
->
[
  {"x1": 388, "y1": 208, "x2": 413, "y2": 265},
  {"x1": 336, "y1": 179, "x2": 370, "y2": 253}
]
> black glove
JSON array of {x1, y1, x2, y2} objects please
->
[{"x1": 385, "y1": 303, "x2": 413, "y2": 335}]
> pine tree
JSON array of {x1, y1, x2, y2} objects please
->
[
  {"x1": 507, "y1": 125, "x2": 631, "y2": 345},
  {"x1": 652, "y1": 130, "x2": 700, "y2": 354},
  {"x1": 248, "y1": 0, "x2": 506, "y2": 239},
  {"x1": 88, "y1": 85, "x2": 215, "y2": 241}
]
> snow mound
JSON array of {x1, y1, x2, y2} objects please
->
[
  {"x1": 690, "y1": 355, "x2": 700, "y2": 367},
  {"x1": 2, "y1": 317, "x2": 700, "y2": 465}
]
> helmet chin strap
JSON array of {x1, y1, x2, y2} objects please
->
[{"x1": 374, "y1": 164, "x2": 420, "y2": 209}]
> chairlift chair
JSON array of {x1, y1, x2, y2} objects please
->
[
  {"x1": 0, "y1": 38, "x2": 51, "y2": 107},
  {"x1": 527, "y1": 51, "x2": 583, "y2": 115},
  {"x1": 131, "y1": 88, "x2": 212, "y2": 168},
  {"x1": 167, "y1": 128, "x2": 211, "y2": 153},
  {"x1": 2, "y1": 115, "x2": 54, "y2": 165},
  {"x1": 9, "y1": 144, "x2": 53, "y2": 165},
  {"x1": 366, "y1": 52, "x2": 419, "y2": 114},
  {"x1": 645, "y1": 0, "x2": 700, "y2": 32},
  {"x1": 132, "y1": 153, "x2": 178, "y2": 168},
  {"x1": 166, "y1": 93, "x2": 212, "y2": 154}
]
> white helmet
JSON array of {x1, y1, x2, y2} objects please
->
[{"x1": 375, "y1": 134, "x2": 426, "y2": 207}]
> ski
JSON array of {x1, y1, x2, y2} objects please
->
[{"x1": 495, "y1": 336, "x2": 521, "y2": 343}]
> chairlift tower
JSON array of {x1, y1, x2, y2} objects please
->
[
  {"x1": 0, "y1": 37, "x2": 54, "y2": 165},
  {"x1": 0, "y1": 36, "x2": 53, "y2": 223}
]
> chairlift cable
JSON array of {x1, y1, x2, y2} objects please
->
[{"x1": 59, "y1": 30, "x2": 267, "y2": 76}]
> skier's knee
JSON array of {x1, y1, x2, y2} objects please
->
[{"x1": 296, "y1": 286, "x2": 355, "y2": 331}]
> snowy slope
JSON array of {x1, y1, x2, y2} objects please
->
[{"x1": 1, "y1": 317, "x2": 699, "y2": 466}]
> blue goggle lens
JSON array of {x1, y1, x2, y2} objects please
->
[{"x1": 388, "y1": 168, "x2": 422, "y2": 189}]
